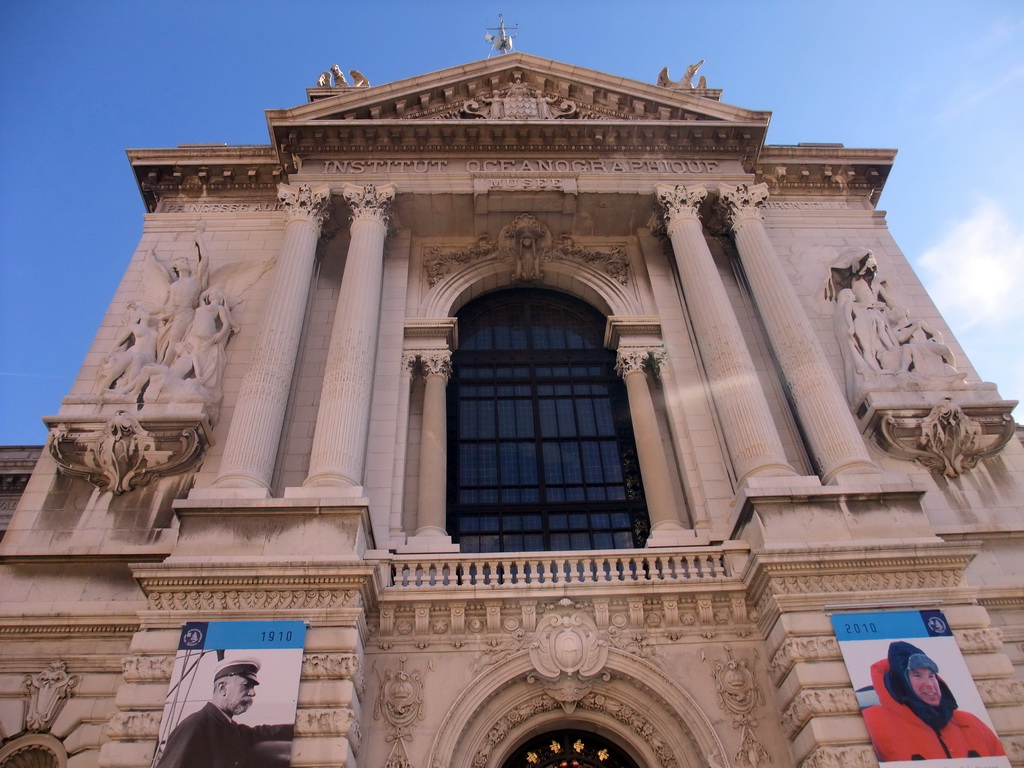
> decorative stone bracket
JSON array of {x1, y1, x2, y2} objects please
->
[
  {"x1": 45, "y1": 410, "x2": 211, "y2": 494},
  {"x1": 858, "y1": 394, "x2": 1017, "y2": 478}
]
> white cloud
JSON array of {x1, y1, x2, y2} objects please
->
[
  {"x1": 917, "y1": 199, "x2": 1024, "y2": 329},
  {"x1": 916, "y1": 199, "x2": 1024, "y2": 411}
]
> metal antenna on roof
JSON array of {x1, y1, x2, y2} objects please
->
[{"x1": 484, "y1": 13, "x2": 517, "y2": 56}]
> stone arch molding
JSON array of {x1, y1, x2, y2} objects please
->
[
  {"x1": 0, "y1": 734, "x2": 68, "y2": 768},
  {"x1": 427, "y1": 646, "x2": 728, "y2": 768},
  {"x1": 419, "y1": 218, "x2": 644, "y2": 320}
]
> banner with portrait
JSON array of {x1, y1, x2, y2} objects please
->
[
  {"x1": 152, "y1": 620, "x2": 306, "y2": 768},
  {"x1": 832, "y1": 609, "x2": 1007, "y2": 768}
]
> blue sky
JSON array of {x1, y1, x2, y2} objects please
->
[{"x1": 2, "y1": 1, "x2": 1023, "y2": 445}]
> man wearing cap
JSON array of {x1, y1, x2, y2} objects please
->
[
  {"x1": 154, "y1": 658, "x2": 294, "y2": 768},
  {"x1": 863, "y1": 641, "x2": 1005, "y2": 762}
]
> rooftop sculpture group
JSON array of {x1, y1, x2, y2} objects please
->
[{"x1": 316, "y1": 64, "x2": 370, "y2": 88}]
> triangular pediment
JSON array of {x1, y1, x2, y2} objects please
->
[{"x1": 267, "y1": 53, "x2": 770, "y2": 126}]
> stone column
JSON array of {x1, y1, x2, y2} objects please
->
[
  {"x1": 414, "y1": 351, "x2": 451, "y2": 537},
  {"x1": 300, "y1": 183, "x2": 396, "y2": 493},
  {"x1": 654, "y1": 184, "x2": 796, "y2": 483},
  {"x1": 717, "y1": 183, "x2": 878, "y2": 483},
  {"x1": 615, "y1": 347, "x2": 691, "y2": 545},
  {"x1": 208, "y1": 183, "x2": 331, "y2": 494}
]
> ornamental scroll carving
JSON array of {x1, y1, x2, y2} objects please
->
[
  {"x1": 462, "y1": 75, "x2": 577, "y2": 120},
  {"x1": 878, "y1": 397, "x2": 1015, "y2": 478},
  {"x1": 527, "y1": 602, "x2": 610, "y2": 713},
  {"x1": 23, "y1": 661, "x2": 78, "y2": 733},
  {"x1": 47, "y1": 411, "x2": 206, "y2": 495},
  {"x1": 374, "y1": 657, "x2": 429, "y2": 768},
  {"x1": 423, "y1": 216, "x2": 630, "y2": 287},
  {"x1": 702, "y1": 646, "x2": 771, "y2": 768}
]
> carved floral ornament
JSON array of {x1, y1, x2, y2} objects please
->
[{"x1": 424, "y1": 213, "x2": 630, "y2": 287}]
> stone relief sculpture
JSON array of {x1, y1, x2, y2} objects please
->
[
  {"x1": 422, "y1": 216, "x2": 630, "y2": 288},
  {"x1": 822, "y1": 248, "x2": 963, "y2": 401},
  {"x1": 702, "y1": 647, "x2": 770, "y2": 768},
  {"x1": 95, "y1": 225, "x2": 273, "y2": 424},
  {"x1": 47, "y1": 410, "x2": 204, "y2": 494},
  {"x1": 374, "y1": 657, "x2": 428, "y2": 768},
  {"x1": 23, "y1": 661, "x2": 78, "y2": 733},
  {"x1": 316, "y1": 65, "x2": 370, "y2": 88},
  {"x1": 657, "y1": 61, "x2": 708, "y2": 89},
  {"x1": 499, "y1": 213, "x2": 551, "y2": 281},
  {"x1": 527, "y1": 600, "x2": 610, "y2": 713},
  {"x1": 463, "y1": 75, "x2": 577, "y2": 119}
]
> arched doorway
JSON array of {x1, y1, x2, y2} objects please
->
[{"x1": 500, "y1": 729, "x2": 641, "y2": 768}]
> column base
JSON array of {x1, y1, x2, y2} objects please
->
[
  {"x1": 645, "y1": 524, "x2": 709, "y2": 548},
  {"x1": 189, "y1": 485, "x2": 271, "y2": 501},
  {"x1": 284, "y1": 484, "x2": 366, "y2": 500},
  {"x1": 396, "y1": 531, "x2": 461, "y2": 554}
]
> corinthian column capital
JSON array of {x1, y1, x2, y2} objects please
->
[
  {"x1": 341, "y1": 183, "x2": 397, "y2": 224},
  {"x1": 717, "y1": 182, "x2": 769, "y2": 229},
  {"x1": 655, "y1": 183, "x2": 707, "y2": 223},
  {"x1": 418, "y1": 350, "x2": 453, "y2": 380},
  {"x1": 615, "y1": 346, "x2": 666, "y2": 377},
  {"x1": 278, "y1": 183, "x2": 333, "y2": 227}
]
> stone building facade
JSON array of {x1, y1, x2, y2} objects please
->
[{"x1": 1, "y1": 53, "x2": 1022, "y2": 768}]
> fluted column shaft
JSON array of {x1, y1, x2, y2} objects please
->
[
  {"x1": 718, "y1": 183, "x2": 877, "y2": 482},
  {"x1": 616, "y1": 348, "x2": 684, "y2": 531},
  {"x1": 304, "y1": 184, "x2": 396, "y2": 489},
  {"x1": 213, "y1": 184, "x2": 331, "y2": 490},
  {"x1": 655, "y1": 184, "x2": 796, "y2": 482},
  {"x1": 415, "y1": 351, "x2": 451, "y2": 535}
]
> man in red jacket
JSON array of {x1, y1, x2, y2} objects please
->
[
  {"x1": 863, "y1": 641, "x2": 1005, "y2": 762},
  {"x1": 154, "y1": 658, "x2": 294, "y2": 768}
]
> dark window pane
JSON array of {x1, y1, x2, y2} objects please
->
[{"x1": 448, "y1": 289, "x2": 650, "y2": 553}]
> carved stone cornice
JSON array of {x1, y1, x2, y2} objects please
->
[
  {"x1": 278, "y1": 182, "x2": 332, "y2": 228},
  {"x1": 976, "y1": 678, "x2": 1024, "y2": 707},
  {"x1": 800, "y1": 745, "x2": 877, "y2": 768},
  {"x1": 131, "y1": 562, "x2": 378, "y2": 614},
  {"x1": 340, "y1": 182, "x2": 396, "y2": 224},
  {"x1": 768, "y1": 636, "x2": 841, "y2": 686},
  {"x1": 295, "y1": 708, "x2": 357, "y2": 738},
  {"x1": 45, "y1": 411, "x2": 210, "y2": 495},
  {"x1": 955, "y1": 627, "x2": 1004, "y2": 654},
  {"x1": 780, "y1": 688, "x2": 859, "y2": 739},
  {"x1": 105, "y1": 711, "x2": 161, "y2": 741},
  {"x1": 121, "y1": 655, "x2": 175, "y2": 683},
  {"x1": 746, "y1": 545, "x2": 979, "y2": 631}
]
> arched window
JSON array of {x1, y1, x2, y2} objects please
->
[
  {"x1": 447, "y1": 289, "x2": 649, "y2": 552},
  {"x1": 500, "y1": 729, "x2": 641, "y2": 768}
]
